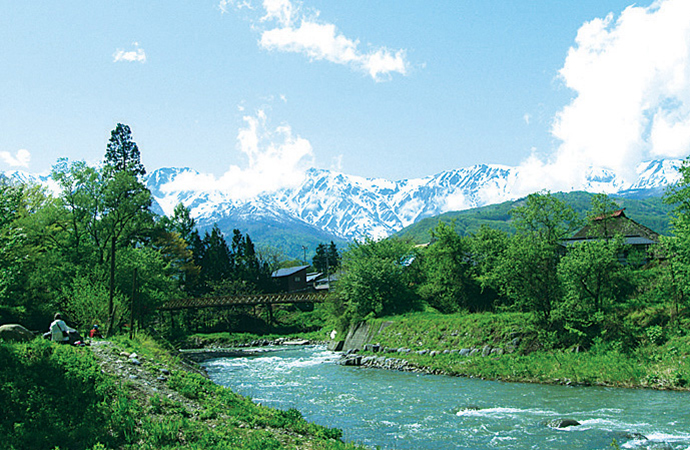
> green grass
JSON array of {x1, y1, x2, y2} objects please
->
[
  {"x1": 0, "y1": 336, "x2": 365, "y2": 450},
  {"x1": 358, "y1": 311, "x2": 690, "y2": 390}
]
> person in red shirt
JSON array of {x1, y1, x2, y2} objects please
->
[{"x1": 89, "y1": 325, "x2": 102, "y2": 338}]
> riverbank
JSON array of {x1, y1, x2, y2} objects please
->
[
  {"x1": 0, "y1": 335, "x2": 366, "y2": 450},
  {"x1": 332, "y1": 312, "x2": 690, "y2": 391}
]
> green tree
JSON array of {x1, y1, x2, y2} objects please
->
[
  {"x1": 327, "y1": 241, "x2": 340, "y2": 271},
  {"x1": 104, "y1": 123, "x2": 146, "y2": 177},
  {"x1": 418, "y1": 222, "x2": 484, "y2": 313},
  {"x1": 312, "y1": 243, "x2": 328, "y2": 273},
  {"x1": 199, "y1": 225, "x2": 232, "y2": 289},
  {"x1": 587, "y1": 193, "x2": 622, "y2": 239},
  {"x1": 511, "y1": 191, "x2": 580, "y2": 245},
  {"x1": 556, "y1": 237, "x2": 632, "y2": 346},
  {"x1": 334, "y1": 238, "x2": 421, "y2": 329},
  {"x1": 313, "y1": 241, "x2": 340, "y2": 275},
  {"x1": 0, "y1": 177, "x2": 25, "y2": 318},
  {"x1": 482, "y1": 192, "x2": 578, "y2": 325},
  {"x1": 159, "y1": 203, "x2": 197, "y2": 248},
  {"x1": 663, "y1": 157, "x2": 690, "y2": 323}
]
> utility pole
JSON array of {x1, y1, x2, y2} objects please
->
[
  {"x1": 107, "y1": 235, "x2": 116, "y2": 337},
  {"x1": 302, "y1": 245, "x2": 308, "y2": 265},
  {"x1": 129, "y1": 268, "x2": 137, "y2": 340}
]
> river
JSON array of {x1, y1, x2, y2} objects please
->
[{"x1": 202, "y1": 345, "x2": 690, "y2": 450}]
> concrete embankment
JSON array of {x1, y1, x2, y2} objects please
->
[{"x1": 331, "y1": 319, "x2": 520, "y2": 373}]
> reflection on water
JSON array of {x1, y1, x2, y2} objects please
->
[{"x1": 203, "y1": 346, "x2": 690, "y2": 450}]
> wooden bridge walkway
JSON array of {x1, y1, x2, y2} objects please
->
[{"x1": 158, "y1": 291, "x2": 328, "y2": 312}]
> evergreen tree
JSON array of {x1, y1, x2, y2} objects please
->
[
  {"x1": 327, "y1": 241, "x2": 340, "y2": 271},
  {"x1": 312, "y1": 243, "x2": 328, "y2": 273},
  {"x1": 199, "y1": 225, "x2": 232, "y2": 286},
  {"x1": 312, "y1": 241, "x2": 340, "y2": 274},
  {"x1": 104, "y1": 123, "x2": 146, "y2": 177}
]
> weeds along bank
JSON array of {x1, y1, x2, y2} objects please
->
[
  {"x1": 337, "y1": 312, "x2": 690, "y2": 391},
  {"x1": 0, "y1": 336, "x2": 364, "y2": 450}
]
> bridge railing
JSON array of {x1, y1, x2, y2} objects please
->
[{"x1": 158, "y1": 291, "x2": 329, "y2": 311}]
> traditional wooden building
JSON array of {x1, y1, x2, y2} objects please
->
[
  {"x1": 561, "y1": 209, "x2": 661, "y2": 258},
  {"x1": 271, "y1": 265, "x2": 310, "y2": 293}
]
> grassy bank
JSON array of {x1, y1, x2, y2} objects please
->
[
  {"x1": 358, "y1": 312, "x2": 690, "y2": 390},
  {"x1": 182, "y1": 329, "x2": 329, "y2": 349},
  {"x1": 0, "y1": 336, "x2": 365, "y2": 450}
]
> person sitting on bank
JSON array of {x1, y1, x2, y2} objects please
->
[
  {"x1": 50, "y1": 313, "x2": 71, "y2": 343},
  {"x1": 89, "y1": 324, "x2": 102, "y2": 338}
]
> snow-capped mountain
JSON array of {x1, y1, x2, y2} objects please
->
[
  {"x1": 146, "y1": 159, "x2": 683, "y2": 241},
  {"x1": 2, "y1": 159, "x2": 683, "y2": 242}
]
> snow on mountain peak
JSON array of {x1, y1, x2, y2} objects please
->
[
  {"x1": 2, "y1": 158, "x2": 682, "y2": 241},
  {"x1": 144, "y1": 158, "x2": 683, "y2": 240}
]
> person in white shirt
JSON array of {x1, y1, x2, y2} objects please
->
[{"x1": 49, "y1": 313, "x2": 70, "y2": 343}]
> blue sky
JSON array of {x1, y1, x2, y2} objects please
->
[{"x1": 2, "y1": 0, "x2": 690, "y2": 197}]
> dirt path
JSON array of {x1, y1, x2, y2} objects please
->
[{"x1": 89, "y1": 340, "x2": 203, "y2": 415}]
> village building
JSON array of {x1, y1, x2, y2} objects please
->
[
  {"x1": 561, "y1": 209, "x2": 661, "y2": 260},
  {"x1": 271, "y1": 265, "x2": 310, "y2": 293}
]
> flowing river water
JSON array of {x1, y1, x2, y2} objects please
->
[{"x1": 202, "y1": 345, "x2": 690, "y2": 450}]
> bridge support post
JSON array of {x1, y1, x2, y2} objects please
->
[{"x1": 267, "y1": 304, "x2": 273, "y2": 324}]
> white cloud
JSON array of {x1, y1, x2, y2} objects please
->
[
  {"x1": 518, "y1": 0, "x2": 690, "y2": 193},
  {"x1": 224, "y1": 0, "x2": 409, "y2": 81},
  {"x1": 219, "y1": 0, "x2": 253, "y2": 13},
  {"x1": 162, "y1": 110, "x2": 314, "y2": 200},
  {"x1": 0, "y1": 149, "x2": 30, "y2": 168},
  {"x1": 330, "y1": 154, "x2": 343, "y2": 171},
  {"x1": 113, "y1": 42, "x2": 147, "y2": 63}
]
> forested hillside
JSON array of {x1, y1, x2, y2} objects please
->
[
  {"x1": 0, "y1": 124, "x2": 282, "y2": 335},
  {"x1": 397, "y1": 191, "x2": 674, "y2": 244}
]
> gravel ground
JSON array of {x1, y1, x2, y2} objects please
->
[{"x1": 89, "y1": 340, "x2": 204, "y2": 415}]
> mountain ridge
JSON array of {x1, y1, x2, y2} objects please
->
[
  {"x1": 2, "y1": 159, "x2": 683, "y2": 258},
  {"x1": 145, "y1": 159, "x2": 683, "y2": 241}
]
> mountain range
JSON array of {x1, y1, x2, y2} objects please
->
[
  {"x1": 146, "y1": 159, "x2": 682, "y2": 239},
  {"x1": 2, "y1": 159, "x2": 683, "y2": 258}
]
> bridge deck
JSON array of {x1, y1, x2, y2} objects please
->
[{"x1": 159, "y1": 291, "x2": 328, "y2": 311}]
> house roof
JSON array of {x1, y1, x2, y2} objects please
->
[
  {"x1": 562, "y1": 236, "x2": 657, "y2": 247},
  {"x1": 592, "y1": 208, "x2": 626, "y2": 221},
  {"x1": 271, "y1": 265, "x2": 310, "y2": 278},
  {"x1": 567, "y1": 208, "x2": 659, "y2": 243},
  {"x1": 306, "y1": 272, "x2": 322, "y2": 283}
]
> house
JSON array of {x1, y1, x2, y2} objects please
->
[
  {"x1": 561, "y1": 208, "x2": 661, "y2": 258},
  {"x1": 271, "y1": 265, "x2": 310, "y2": 293},
  {"x1": 314, "y1": 273, "x2": 338, "y2": 291}
]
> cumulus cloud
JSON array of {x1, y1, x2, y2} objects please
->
[
  {"x1": 0, "y1": 149, "x2": 30, "y2": 168},
  {"x1": 517, "y1": 0, "x2": 690, "y2": 194},
  {"x1": 162, "y1": 110, "x2": 314, "y2": 200},
  {"x1": 223, "y1": 0, "x2": 409, "y2": 81},
  {"x1": 113, "y1": 42, "x2": 147, "y2": 63}
]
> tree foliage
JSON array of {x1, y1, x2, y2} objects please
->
[
  {"x1": 104, "y1": 123, "x2": 146, "y2": 177},
  {"x1": 312, "y1": 241, "x2": 340, "y2": 274},
  {"x1": 334, "y1": 238, "x2": 421, "y2": 329},
  {"x1": 417, "y1": 222, "x2": 487, "y2": 313}
]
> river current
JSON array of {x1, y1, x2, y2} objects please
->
[{"x1": 202, "y1": 345, "x2": 690, "y2": 450}]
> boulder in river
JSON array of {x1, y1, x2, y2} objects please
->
[
  {"x1": 547, "y1": 419, "x2": 580, "y2": 429},
  {"x1": 327, "y1": 340, "x2": 344, "y2": 351},
  {"x1": 456, "y1": 404, "x2": 481, "y2": 412},
  {"x1": 339, "y1": 355, "x2": 362, "y2": 366}
]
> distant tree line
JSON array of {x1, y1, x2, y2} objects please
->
[
  {"x1": 330, "y1": 163, "x2": 690, "y2": 350},
  {"x1": 0, "y1": 123, "x2": 278, "y2": 336}
]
